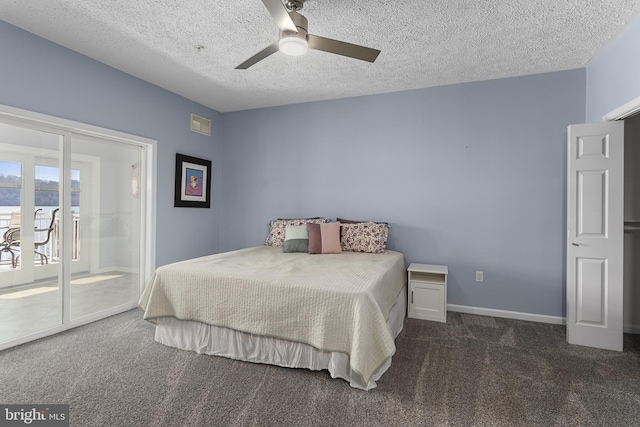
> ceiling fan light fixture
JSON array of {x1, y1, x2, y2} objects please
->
[
  {"x1": 279, "y1": 35, "x2": 308, "y2": 56},
  {"x1": 235, "y1": 0, "x2": 380, "y2": 69}
]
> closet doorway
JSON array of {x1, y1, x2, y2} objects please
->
[
  {"x1": 0, "y1": 105, "x2": 155, "y2": 350},
  {"x1": 622, "y1": 113, "x2": 640, "y2": 335}
]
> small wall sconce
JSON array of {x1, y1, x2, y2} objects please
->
[{"x1": 131, "y1": 164, "x2": 139, "y2": 198}]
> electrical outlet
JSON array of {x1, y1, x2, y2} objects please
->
[{"x1": 475, "y1": 271, "x2": 484, "y2": 283}]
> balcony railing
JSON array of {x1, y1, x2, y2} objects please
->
[{"x1": 0, "y1": 209, "x2": 80, "y2": 268}]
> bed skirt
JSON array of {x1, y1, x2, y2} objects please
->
[{"x1": 155, "y1": 285, "x2": 406, "y2": 390}]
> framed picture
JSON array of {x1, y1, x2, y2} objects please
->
[{"x1": 174, "y1": 153, "x2": 212, "y2": 208}]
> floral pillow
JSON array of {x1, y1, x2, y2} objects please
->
[
  {"x1": 336, "y1": 217, "x2": 388, "y2": 225},
  {"x1": 340, "y1": 222, "x2": 389, "y2": 253},
  {"x1": 265, "y1": 218, "x2": 327, "y2": 247}
]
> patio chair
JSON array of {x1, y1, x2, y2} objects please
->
[
  {"x1": 0, "y1": 209, "x2": 21, "y2": 268},
  {"x1": 34, "y1": 208, "x2": 59, "y2": 265}
]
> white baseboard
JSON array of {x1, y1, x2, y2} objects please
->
[
  {"x1": 624, "y1": 324, "x2": 640, "y2": 334},
  {"x1": 447, "y1": 304, "x2": 640, "y2": 334},
  {"x1": 447, "y1": 304, "x2": 566, "y2": 325}
]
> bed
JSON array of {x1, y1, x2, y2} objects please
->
[{"x1": 139, "y1": 245, "x2": 407, "y2": 390}]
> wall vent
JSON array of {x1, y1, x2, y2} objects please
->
[{"x1": 190, "y1": 113, "x2": 211, "y2": 136}]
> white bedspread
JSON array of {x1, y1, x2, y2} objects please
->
[{"x1": 139, "y1": 246, "x2": 406, "y2": 384}]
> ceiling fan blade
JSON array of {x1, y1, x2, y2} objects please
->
[
  {"x1": 307, "y1": 34, "x2": 380, "y2": 63},
  {"x1": 261, "y1": 0, "x2": 298, "y2": 33},
  {"x1": 235, "y1": 41, "x2": 280, "y2": 70}
]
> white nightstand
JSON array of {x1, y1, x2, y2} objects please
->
[{"x1": 407, "y1": 263, "x2": 448, "y2": 323}]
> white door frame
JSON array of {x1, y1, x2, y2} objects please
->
[{"x1": 603, "y1": 95, "x2": 640, "y2": 122}]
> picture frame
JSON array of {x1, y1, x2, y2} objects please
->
[{"x1": 174, "y1": 153, "x2": 212, "y2": 208}]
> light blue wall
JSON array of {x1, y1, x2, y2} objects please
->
[
  {"x1": 221, "y1": 70, "x2": 586, "y2": 317},
  {"x1": 0, "y1": 20, "x2": 222, "y2": 267},
  {"x1": 0, "y1": 17, "x2": 595, "y2": 318},
  {"x1": 586, "y1": 16, "x2": 640, "y2": 122}
]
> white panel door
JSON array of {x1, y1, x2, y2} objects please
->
[{"x1": 567, "y1": 122, "x2": 624, "y2": 351}]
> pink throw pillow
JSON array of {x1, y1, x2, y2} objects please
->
[{"x1": 307, "y1": 222, "x2": 342, "y2": 254}]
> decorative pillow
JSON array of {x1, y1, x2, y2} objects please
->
[
  {"x1": 336, "y1": 218, "x2": 389, "y2": 240},
  {"x1": 283, "y1": 225, "x2": 309, "y2": 253},
  {"x1": 336, "y1": 217, "x2": 388, "y2": 225},
  {"x1": 340, "y1": 222, "x2": 389, "y2": 253},
  {"x1": 265, "y1": 218, "x2": 327, "y2": 247},
  {"x1": 278, "y1": 217, "x2": 322, "y2": 221},
  {"x1": 307, "y1": 222, "x2": 342, "y2": 254}
]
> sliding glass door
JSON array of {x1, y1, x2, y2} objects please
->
[
  {"x1": 69, "y1": 134, "x2": 142, "y2": 319},
  {"x1": 0, "y1": 108, "x2": 152, "y2": 349},
  {"x1": 0, "y1": 122, "x2": 64, "y2": 341}
]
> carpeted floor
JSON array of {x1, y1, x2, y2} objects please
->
[{"x1": 1, "y1": 309, "x2": 639, "y2": 426}]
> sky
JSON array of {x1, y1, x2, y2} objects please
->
[
  {"x1": 0, "y1": 161, "x2": 20, "y2": 177},
  {"x1": 0, "y1": 161, "x2": 79, "y2": 181}
]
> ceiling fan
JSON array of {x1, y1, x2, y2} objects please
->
[{"x1": 236, "y1": 0, "x2": 381, "y2": 69}]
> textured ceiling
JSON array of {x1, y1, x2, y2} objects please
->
[{"x1": 1, "y1": 1, "x2": 639, "y2": 113}]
